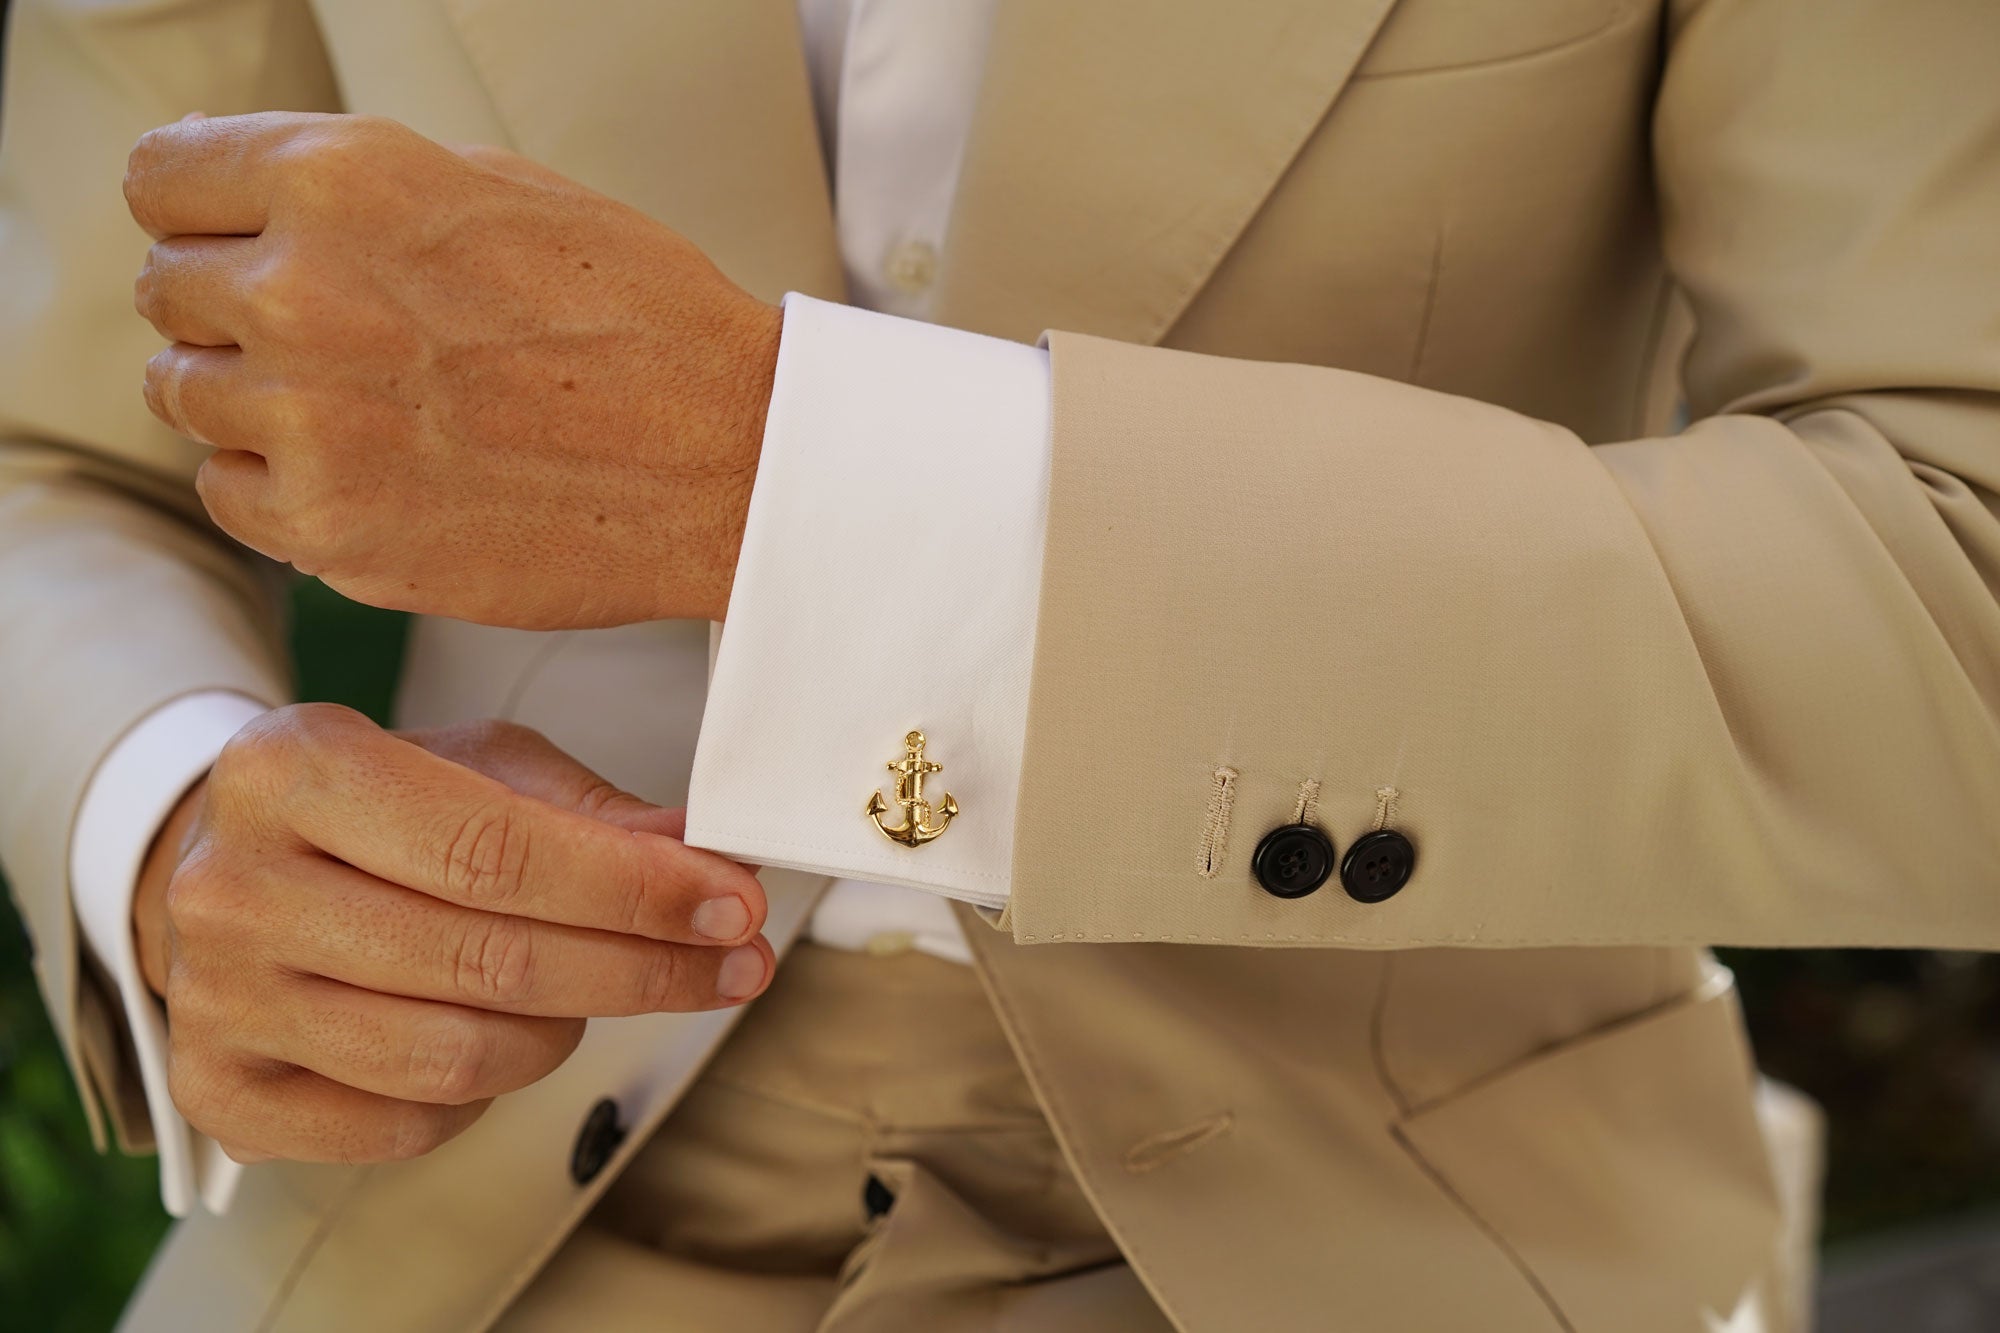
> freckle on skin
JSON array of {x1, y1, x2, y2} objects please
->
[
  {"x1": 561, "y1": 379, "x2": 577, "y2": 391},
  {"x1": 594, "y1": 514, "x2": 606, "y2": 525},
  {"x1": 580, "y1": 260, "x2": 593, "y2": 270}
]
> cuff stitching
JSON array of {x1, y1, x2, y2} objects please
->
[{"x1": 685, "y1": 825, "x2": 1011, "y2": 885}]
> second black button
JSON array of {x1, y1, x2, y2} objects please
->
[
  {"x1": 570, "y1": 1097, "x2": 627, "y2": 1186},
  {"x1": 1340, "y1": 829, "x2": 1416, "y2": 903}
]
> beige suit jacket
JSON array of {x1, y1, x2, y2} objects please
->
[{"x1": 7, "y1": 0, "x2": 1995, "y2": 1327}]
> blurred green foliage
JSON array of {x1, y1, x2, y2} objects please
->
[
  {"x1": 0, "y1": 916, "x2": 166, "y2": 1333},
  {"x1": 0, "y1": 582, "x2": 406, "y2": 1331},
  {"x1": 1724, "y1": 948, "x2": 2000, "y2": 1245}
]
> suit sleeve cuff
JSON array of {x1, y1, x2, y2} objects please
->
[
  {"x1": 685, "y1": 294, "x2": 1052, "y2": 909},
  {"x1": 71, "y1": 690, "x2": 269, "y2": 1217}
]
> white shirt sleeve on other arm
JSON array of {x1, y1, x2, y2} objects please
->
[
  {"x1": 686, "y1": 294, "x2": 1052, "y2": 909},
  {"x1": 72, "y1": 690, "x2": 269, "y2": 1218}
]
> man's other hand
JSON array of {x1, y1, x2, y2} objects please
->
[
  {"x1": 132, "y1": 706, "x2": 772, "y2": 1166},
  {"x1": 126, "y1": 112, "x2": 781, "y2": 629}
]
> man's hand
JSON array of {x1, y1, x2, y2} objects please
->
[
  {"x1": 125, "y1": 113, "x2": 781, "y2": 629},
  {"x1": 131, "y1": 706, "x2": 773, "y2": 1166}
]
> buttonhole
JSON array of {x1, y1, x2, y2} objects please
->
[{"x1": 1197, "y1": 767, "x2": 1238, "y2": 878}]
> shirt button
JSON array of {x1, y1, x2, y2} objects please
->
[
  {"x1": 865, "y1": 930, "x2": 917, "y2": 956},
  {"x1": 882, "y1": 239, "x2": 939, "y2": 295},
  {"x1": 569, "y1": 1097, "x2": 627, "y2": 1186},
  {"x1": 863, "y1": 1172, "x2": 897, "y2": 1220}
]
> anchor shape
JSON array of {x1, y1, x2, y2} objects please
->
[{"x1": 866, "y1": 730, "x2": 958, "y2": 847}]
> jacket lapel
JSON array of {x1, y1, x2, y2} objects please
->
[
  {"x1": 439, "y1": 0, "x2": 1401, "y2": 345},
  {"x1": 935, "y1": 0, "x2": 1402, "y2": 344},
  {"x1": 440, "y1": 0, "x2": 845, "y2": 304}
]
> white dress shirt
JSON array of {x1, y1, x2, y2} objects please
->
[
  {"x1": 762, "y1": 0, "x2": 1019, "y2": 958},
  {"x1": 71, "y1": 691, "x2": 269, "y2": 1216},
  {"x1": 70, "y1": 0, "x2": 1052, "y2": 1216}
]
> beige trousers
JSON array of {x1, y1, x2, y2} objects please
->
[{"x1": 495, "y1": 945, "x2": 1175, "y2": 1332}]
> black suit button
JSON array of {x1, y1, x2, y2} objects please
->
[
  {"x1": 1341, "y1": 829, "x2": 1416, "y2": 903},
  {"x1": 1252, "y1": 824, "x2": 1336, "y2": 898},
  {"x1": 570, "y1": 1097, "x2": 628, "y2": 1186}
]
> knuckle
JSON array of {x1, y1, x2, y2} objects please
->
[
  {"x1": 452, "y1": 143, "x2": 511, "y2": 175},
  {"x1": 162, "y1": 849, "x2": 245, "y2": 938},
  {"x1": 280, "y1": 124, "x2": 363, "y2": 180},
  {"x1": 164, "y1": 1063, "x2": 210, "y2": 1127},
  {"x1": 214, "y1": 710, "x2": 303, "y2": 792},
  {"x1": 209, "y1": 725, "x2": 280, "y2": 803},
  {"x1": 463, "y1": 718, "x2": 536, "y2": 751},
  {"x1": 245, "y1": 261, "x2": 306, "y2": 338},
  {"x1": 212, "y1": 703, "x2": 368, "y2": 815},
  {"x1": 143, "y1": 346, "x2": 185, "y2": 421},
  {"x1": 165, "y1": 1053, "x2": 241, "y2": 1138},
  {"x1": 160, "y1": 861, "x2": 210, "y2": 934},
  {"x1": 401, "y1": 718, "x2": 539, "y2": 775},
  {"x1": 441, "y1": 802, "x2": 531, "y2": 908},
  {"x1": 451, "y1": 913, "x2": 536, "y2": 1006},
  {"x1": 191, "y1": 453, "x2": 238, "y2": 524},
  {"x1": 278, "y1": 118, "x2": 406, "y2": 201},
  {"x1": 132, "y1": 257, "x2": 160, "y2": 320},
  {"x1": 140, "y1": 353, "x2": 163, "y2": 405},
  {"x1": 348, "y1": 114, "x2": 410, "y2": 145},
  {"x1": 281, "y1": 494, "x2": 347, "y2": 565},
  {"x1": 159, "y1": 959, "x2": 214, "y2": 1030},
  {"x1": 281, "y1": 701, "x2": 371, "y2": 752},
  {"x1": 405, "y1": 1015, "x2": 489, "y2": 1103},
  {"x1": 123, "y1": 134, "x2": 164, "y2": 220},
  {"x1": 124, "y1": 129, "x2": 160, "y2": 178},
  {"x1": 134, "y1": 238, "x2": 192, "y2": 326},
  {"x1": 572, "y1": 778, "x2": 637, "y2": 822}
]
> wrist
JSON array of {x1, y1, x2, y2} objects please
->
[
  {"x1": 677, "y1": 296, "x2": 782, "y2": 624},
  {"x1": 134, "y1": 776, "x2": 207, "y2": 999}
]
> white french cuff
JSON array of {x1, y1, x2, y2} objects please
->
[
  {"x1": 72, "y1": 689, "x2": 270, "y2": 1218},
  {"x1": 686, "y1": 294, "x2": 1052, "y2": 909}
]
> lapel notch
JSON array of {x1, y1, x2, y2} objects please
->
[{"x1": 937, "y1": 0, "x2": 1404, "y2": 345}]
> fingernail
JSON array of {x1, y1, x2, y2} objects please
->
[
  {"x1": 716, "y1": 944, "x2": 767, "y2": 1000},
  {"x1": 691, "y1": 895, "x2": 751, "y2": 941}
]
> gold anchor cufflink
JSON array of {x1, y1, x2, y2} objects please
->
[{"x1": 867, "y1": 730, "x2": 958, "y2": 847}]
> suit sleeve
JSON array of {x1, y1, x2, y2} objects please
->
[
  {"x1": 1003, "y1": 0, "x2": 2000, "y2": 949},
  {"x1": 0, "y1": 0, "x2": 337, "y2": 1149}
]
